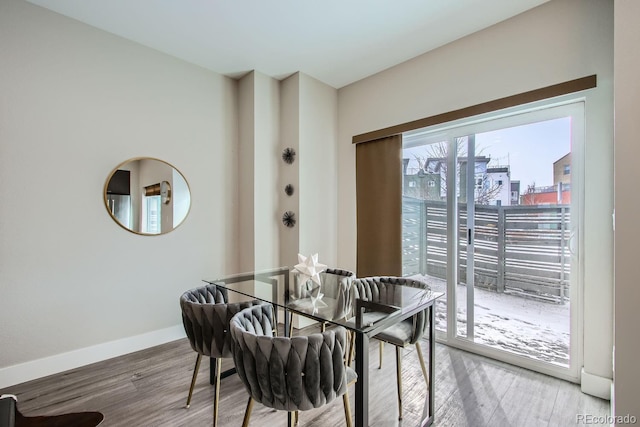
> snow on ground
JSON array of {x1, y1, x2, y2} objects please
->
[{"x1": 410, "y1": 274, "x2": 570, "y2": 366}]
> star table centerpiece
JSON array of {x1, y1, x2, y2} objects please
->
[{"x1": 293, "y1": 253, "x2": 328, "y2": 314}]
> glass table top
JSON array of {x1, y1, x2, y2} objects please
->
[{"x1": 203, "y1": 267, "x2": 443, "y2": 335}]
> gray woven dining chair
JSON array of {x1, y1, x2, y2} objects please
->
[
  {"x1": 289, "y1": 268, "x2": 355, "y2": 336},
  {"x1": 348, "y1": 276, "x2": 430, "y2": 421},
  {"x1": 230, "y1": 304, "x2": 357, "y2": 427},
  {"x1": 180, "y1": 284, "x2": 263, "y2": 427}
]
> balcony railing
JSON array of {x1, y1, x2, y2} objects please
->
[{"x1": 402, "y1": 197, "x2": 571, "y2": 303}]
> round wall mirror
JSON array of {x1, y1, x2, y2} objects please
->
[{"x1": 104, "y1": 158, "x2": 191, "y2": 235}]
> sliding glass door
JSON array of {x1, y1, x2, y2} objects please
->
[
  {"x1": 402, "y1": 137, "x2": 451, "y2": 334},
  {"x1": 402, "y1": 99, "x2": 584, "y2": 380}
]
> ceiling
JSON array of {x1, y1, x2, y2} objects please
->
[{"x1": 26, "y1": 0, "x2": 549, "y2": 89}]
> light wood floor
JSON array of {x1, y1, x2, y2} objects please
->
[{"x1": 0, "y1": 333, "x2": 610, "y2": 427}]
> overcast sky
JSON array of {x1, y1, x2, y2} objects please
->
[{"x1": 403, "y1": 116, "x2": 572, "y2": 192}]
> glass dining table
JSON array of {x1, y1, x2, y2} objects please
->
[{"x1": 203, "y1": 267, "x2": 443, "y2": 427}]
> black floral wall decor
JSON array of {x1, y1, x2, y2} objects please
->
[
  {"x1": 282, "y1": 147, "x2": 296, "y2": 164},
  {"x1": 284, "y1": 184, "x2": 294, "y2": 196},
  {"x1": 282, "y1": 211, "x2": 296, "y2": 228}
]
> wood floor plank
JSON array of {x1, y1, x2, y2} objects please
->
[
  {"x1": 487, "y1": 366, "x2": 559, "y2": 427},
  {"x1": 0, "y1": 336, "x2": 610, "y2": 426},
  {"x1": 434, "y1": 351, "x2": 517, "y2": 427},
  {"x1": 548, "y1": 379, "x2": 610, "y2": 426}
]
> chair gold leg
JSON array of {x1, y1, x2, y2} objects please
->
[
  {"x1": 287, "y1": 411, "x2": 297, "y2": 427},
  {"x1": 242, "y1": 397, "x2": 254, "y2": 427},
  {"x1": 348, "y1": 332, "x2": 355, "y2": 367},
  {"x1": 343, "y1": 390, "x2": 353, "y2": 427},
  {"x1": 186, "y1": 354, "x2": 202, "y2": 408},
  {"x1": 396, "y1": 346, "x2": 403, "y2": 420},
  {"x1": 379, "y1": 341, "x2": 384, "y2": 369},
  {"x1": 213, "y1": 358, "x2": 222, "y2": 427},
  {"x1": 289, "y1": 313, "x2": 294, "y2": 337},
  {"x1": 415, "y1": 342, "x2": 430, "y2": 388}
]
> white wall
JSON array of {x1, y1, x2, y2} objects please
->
[
  {"x1": 0, "y1": 0, "x2": 239, "y2": 386},
  {"x1": 299, "y1": 74, "x2": 339, "y2": 267},
  {"x1": 337, "y1": 0, "x2": 613, "y2": 397},
  {"x1": 613, "y1": 0, "x2": 640, "y2": 420}
]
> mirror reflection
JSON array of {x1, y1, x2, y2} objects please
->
[{"x1": 104, "y1": 158, "x2": 191, "y2": 235}]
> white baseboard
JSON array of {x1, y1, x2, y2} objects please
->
[
  {"x1": 0, "y1": 325, "x2": 185, "y2": 390},
  {"x1": 294, "y1": 315, "x2": 317, "y2": 329},
  {"x1": 581, "y1": 367, "x2": 612, "y2": 400}
]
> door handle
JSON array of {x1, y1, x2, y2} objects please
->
[{"x1": 568, "y1": 230, "x2": 576, "y2": 256}]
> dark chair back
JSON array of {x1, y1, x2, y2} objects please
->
[
  {"x1": 180, "y1": 283, "x2": 262, "y2": 358},
  {"x1": 351, "y1": 277, "x2": 430, "y2": 344},
  {"x1": 230, "y1": 304, "x2": 352, "y2": 411}
]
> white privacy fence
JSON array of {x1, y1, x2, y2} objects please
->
[{"x1": 403, "y1": 197, "x2": 571, "y2": 304}]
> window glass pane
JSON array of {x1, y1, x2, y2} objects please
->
[
  {"x1": 403, "y1": 100, "x2": 581, "y2": 375},
  {"x1": 402, "y1": 140, "x2": 449, "y2": 334},
  {"x1": 143, "y1": 196, "x2": 161, "y2": 234}
]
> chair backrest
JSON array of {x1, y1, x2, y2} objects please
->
[
  {"x1": 351, "y1": 276, "x2": 430, "y2": 344},
  {"x1": 321, "y1": 268, "x2": 355, "y2": 299},
  {"x1": 230, "y1": 304, "x2": 350, "y2": 412},
  {"x1": 180, "y1": 283, "x2": 262, "y2": 359},
  {"x1": 293, "y1": 268, "x2": 355, "y2": 319},
  {"x1": 293, "y1": 268, "x2": 355, "y2": 297}
]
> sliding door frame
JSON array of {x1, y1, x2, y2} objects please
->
[
  {"x1": 418, "y1": 97, "x2": 586, "y2": 382},
  {"x1": 356, "y1": 76, "x2": 595, "y2": 383}
]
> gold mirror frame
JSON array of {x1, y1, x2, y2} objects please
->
[{"x1": 104, "y1": 157, "x2": 191, "y2": 236}]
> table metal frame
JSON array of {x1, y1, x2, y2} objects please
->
[{"x1": 203, "y1": 268, "x2": 439, "y2": 427}]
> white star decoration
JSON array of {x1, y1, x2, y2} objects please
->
[
  {"x1": 293, "y1": 253, "x2": 328, "y2": 314},
  {"x1": 309, "y1": 289, "x2": 327, "y2": 314},
  {"x1": 293, "y1": 253, "x2": 327, "y2": 286}
]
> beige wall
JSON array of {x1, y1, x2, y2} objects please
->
[
  {"x1": 613, "y1": 0, "x2": 640, "y2": 420},
  {"x1": 337, "y1": 0, "x2": 614, "y2": 396},
  {"x1": 279, "y1": 73, "x2": 339, "y2": 268},
  {"x1": 279, "y1": 75, "x2": 301, "y2": 267},
  {"x1": 0, "y1": 2, "x2": 339, "y2": 384},
  {"x1": 238, "y1": 71, "x2": 281, "y2": 272},
  {"x1": 0, "y1": 0, "x2": 239, "y2": 385},
  {"x1": 238, "y1": 73, "x2": 256, "y2": 270},
  {"x1": 253, "y1": 73, "x2": 281, "y2": 271}
]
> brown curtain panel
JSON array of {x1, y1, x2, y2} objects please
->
[{"x1": 356, "y1": 134, "x2": 402, "y2": 277}]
